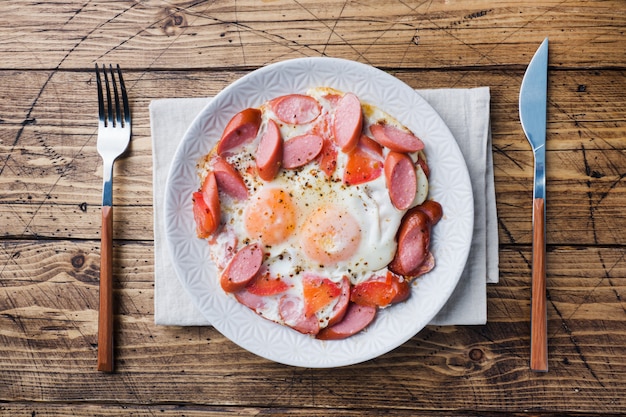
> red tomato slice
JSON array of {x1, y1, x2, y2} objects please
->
[
  {"x1": 318, "y1": 137, "x2": 338, "y2": 177},
  {"x1": 343, "y1": 135, "x2": 384, "y2": 186},
  {"x1": 246, "y1": 271, "x2": 290, "y2": 296},
  {"x1": 350, "y1": 272, "x2": 410, "y2": 308},
  {"x1": 192, "y1": 191, "x2": 216, "y2": 238},
  {"x1": 303, "y1": 274, "x2": 342, "y2": 318}
]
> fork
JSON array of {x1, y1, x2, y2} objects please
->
[{"x1": 95, "y1": 64, "x2": 131, "y2": 372}]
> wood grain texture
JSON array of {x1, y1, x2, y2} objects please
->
[
  {"x1": 1, "y1": 70, "x2": 625, "y2": 245},
  {"x1": 530, "y1": 198, "x2": 548, "y2": 372},
  {"x1": 1, "y1": 241, "x2": 625, "y2": 412},
  {"x1": 1, "y1": 0, "x2": 625, "y2": 415},
  {"x1": 0, "y1": 0, "x2": 624, "y2": 69},
  {"x1": 97, "y1": 205, "x2": 114, "y2": 372}
]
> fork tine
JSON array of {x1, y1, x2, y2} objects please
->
[
  {"x1": 102, "y1": 64, "x2": 114, "y2": 128},
  {"x1": 116, "y1": 64, "x2": 131, "y2": 127},
  {"x1": 95, "y1": 64, "x2": 105, "y2": 124},
  {"x1": 109, "y1": 65, "x2": 122, "y2": 128}
]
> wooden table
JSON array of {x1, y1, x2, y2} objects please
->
[{"x1": 1, "y1": 1, "x2": 625, "y2": 415}]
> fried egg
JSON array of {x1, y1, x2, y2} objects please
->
[{"x1": 197, "y1": 87, "x2": 430, "y2": 332}]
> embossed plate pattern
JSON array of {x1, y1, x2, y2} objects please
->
[{"x1": 164, "y1": 57, "x2": 473, "y2": 368}]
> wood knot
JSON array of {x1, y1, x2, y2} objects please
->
[
  {"x1": 161, "y1": 8, "x2": 187, "y2": 36},
  {"x1": 71, "y1": 254, "x2": 85, "y2": 269},
  {"x1": 469, "y1": 348, "x2": 484, "y2": 361}
]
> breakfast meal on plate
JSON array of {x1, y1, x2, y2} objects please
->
[{"x1": 191, "y1": 87, "x2": 442, "y2": 340}]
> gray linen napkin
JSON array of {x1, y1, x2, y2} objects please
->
[{"x1": 150, "y1": 87, "x2": 498, "y2": 326}]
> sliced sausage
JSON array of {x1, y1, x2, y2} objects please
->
[
  {"x1": 216, "y1": 108, "x2": 262, "y2": 155},
  {"x1": 269, "y1": 94, "x2": 321, "y2": 125},
  {"x1": 384, "y1": 151, "x2": 417, "y2": 210},
  {"x1": 220, "y1": 243, "x2": 264, "y2": 293},
  {"x1": 212, "y1": 156, "x2": 248, "y2": 200},
  {"x1": 406, "y1": 251, "x2": 435, "y2": 277},
  {"x1": 370, "y1": 123, "x2": 424, "y2": 153},
  {"x1": 279, "y1": 295, "x2": 320, "y2": 335},
  {"x1": 332, "y1": 92, "x2": 363, "y2": 153},
  {"x1": 282, "y1": 134, "x2": 324, "y2": 169},
  {"x1": 416, "y1": 200, "x2": 443, "y2": 225},
  {"x1": 316, "y1": 303, "x2": 376, "y2": 340},
  {"x1": 255, "y1": 119, "x2": 283, "y2": 181},
  {"x1": 388, "y1": 209, "x2": 431, "y2": 277}
]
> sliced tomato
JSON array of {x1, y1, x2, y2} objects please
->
[
  {"x1": 327, "y1": 276, "x2": 350, "y2": 327},
  {"x1": 302, "y1": 274, "x2": 342, "y2": 318},
  {"x1": 192, "y1": 191, "x2": 217, "y2": 238},
  {"x1": 318, "y1": 138, "x2": 338, "y2": 176},
  {"x1": 350, "y1": 272, "x2": 410, "y2": 308},
  {"x1": 309, "y1": 115, "x2": 337, "y2": 177},
  {"x1": 343, "y1": 135, "x2": 384, "y2": 186},
  {"x1": 246, "y1": 271, "x2": 290, "y2": 296}
]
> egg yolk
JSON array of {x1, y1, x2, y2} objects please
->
[
  {"x1": 300, "y1": 205, "x2": 361, "y2": 265},
  {"x1": 244, "y1": 187, "x2": 296, "y2": 246}
]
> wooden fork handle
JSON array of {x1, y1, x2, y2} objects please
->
[
  {"x1": 530, "y1": 197, "x2": 548, "y2": 372},
  {"x1": 98, "y1": 205, "x2": 114, "y2": 372}
]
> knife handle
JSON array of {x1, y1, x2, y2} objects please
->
[
  {"x1": 530, "y1": 197, "x2": 548, "y2": 372},
  {"x1": 98, "y1": 205, "x2": 114, "y2": 372}
]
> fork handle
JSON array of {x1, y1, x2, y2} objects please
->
[
  {"x1": 98, "y1": 205, "x2": 114, "y2": 372},
  {"x1": 530, "y1": 197, "x2": 548, "y2": 371}
]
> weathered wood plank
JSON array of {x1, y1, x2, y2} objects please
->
[
  {"x1": 1, "y1": 70, "x2": 625, "y2": 245},
  {"x1": 1, "y1": 240, "x2": 625, "y2": 413},
  {"x1": 0, "y1": 0, "x2": 624, "y2": 69},
  {"x1": 3, "y1": 403, "x2": 612, "y2": 417}
]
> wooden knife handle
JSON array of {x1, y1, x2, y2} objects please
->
[
  {"x1": 98, "y1": 206, "x2": 114, "y2": 372},
  {"x1": 530, "y1": 197, "x2": 548, "y2": 372}
]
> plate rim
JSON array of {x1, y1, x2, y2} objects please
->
[{"x1": 164, "y1": 56, "x2": 474, "y2": 368}]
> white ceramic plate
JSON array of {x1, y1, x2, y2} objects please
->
[{"x1": 164, "y1": 57, "x2": 473, "y2": 368}]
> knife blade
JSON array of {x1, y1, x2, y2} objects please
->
[{"x1": 519, "y1": 37, "x2": 549, "y2": 372}]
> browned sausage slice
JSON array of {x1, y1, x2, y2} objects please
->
[
  {"x1": 270, "y1": 94, "x2": 321, "y2": 125},
  {"x1": 255, "y1": 119, "x2": 283, "y2": 181},
  {"x1": 220, "y1": 243, "x2": 264, "y2": 293},
  {"x1": 416, "y1": 200, "x2": 443, "y2": 225},
  {"x1": 316, "y1": 303, "x2": 377, "y2": 340},
  {"x1": 216, "y1": 108, "x2": 262, "y2": 155},
  {"x1": 384, "y1": 151, "x2": 417, "y2": 210},
  {"x1": 406, "y1": 251, "x2": 435, "y2": 277},
  {"x1": 370, "y1": 123, "x2": 424, "y2": 153},
  {"x1": 283, "y1": 134, "x2": 324, "y2": 169},
  {"x1": 212, "y1": 156, "x2": 249, "y2": 200},
  {"x1": 388, "y1": 209, "x2": 430, "y2": 277},
  {"x1": 332, "y1": 92, "x2": 363, "y2": 153}
]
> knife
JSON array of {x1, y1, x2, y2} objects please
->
[{"x1": 519, "y1": 37, "x2": 549, "y2": 372}]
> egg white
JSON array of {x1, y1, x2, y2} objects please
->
[{"x1": 201, "y1": 87, "x2": 430, "y2": 327}]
